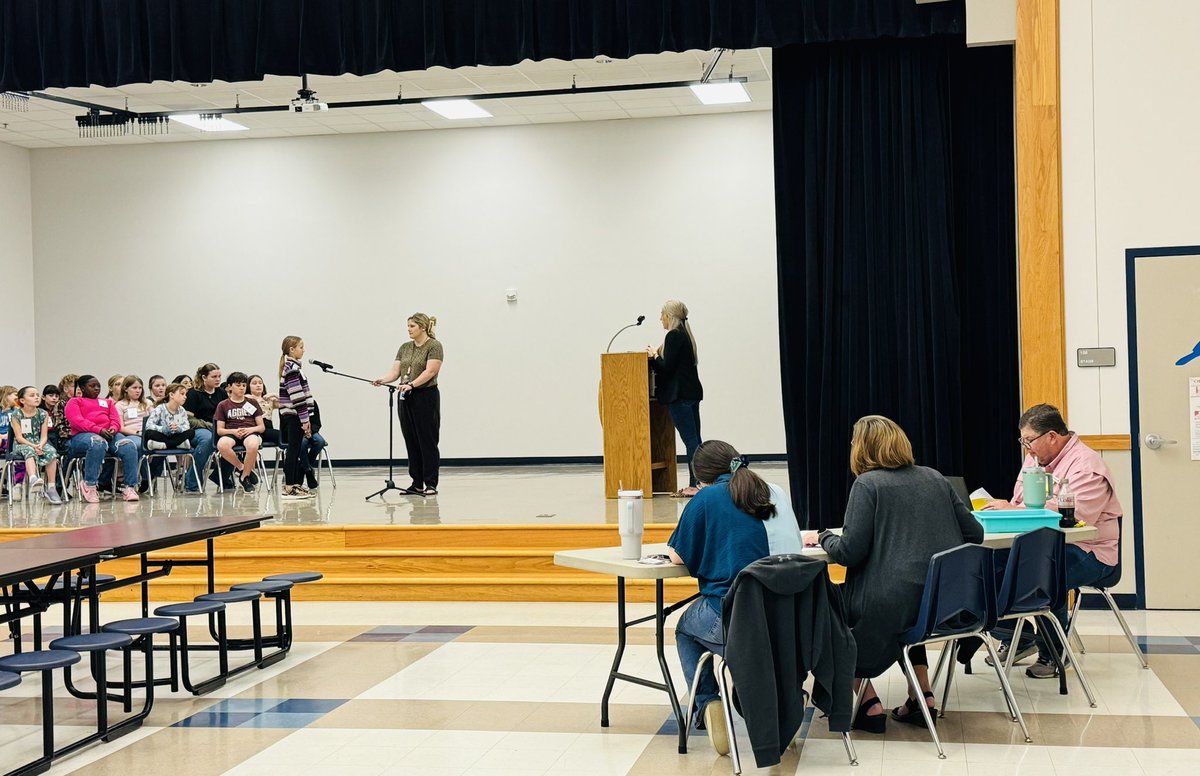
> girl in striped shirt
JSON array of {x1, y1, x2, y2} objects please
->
[{"x1": 278, "y1": 336, "x2": 317, "y2": 500}]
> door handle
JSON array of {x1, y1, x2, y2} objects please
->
[{"x1": 1144, "y1": 433, "x2": 1178, "y2": 450}]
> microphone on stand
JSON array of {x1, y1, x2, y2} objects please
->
[
  {"x1": 308, "y1": 359, "x2": 334, "y2": 371},
  {"x1": 606, "y1": 315, "x2": 646, "y2": 352}
]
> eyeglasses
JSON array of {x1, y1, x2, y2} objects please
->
[{"x1": 1019, "y1": 430, "x2": 1050, "y2": 449}]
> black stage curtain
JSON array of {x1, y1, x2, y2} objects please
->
[
  {"x1": 0, "y1": 0, "x2": 962, "y2": 92},
  {"x1": 774, "y1": 38, "x2": 1019, "y2": 528}
]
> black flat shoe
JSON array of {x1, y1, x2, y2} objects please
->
[
  {"x1": 852, "y1": 697, "x2": 887, "y2": 734},
  {"x1": 403, "y1": 485, "x2": 424, "y2": 495},
  {"x1": 955, "y1": 636, "x2": 984, "y2": 674},
  {"x1": 891, "y1": 692, "x2": 937, "y2": 728}
]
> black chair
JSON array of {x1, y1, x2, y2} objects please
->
[
  {"x1": 887, "y1": 544, "x2": 1031, "y2": 759},
  {"x1": 993, "y1": 528, "x2": 1098, "y2": 706},
  {"x1": 101, "y1": 617, "x2": 180, "y2": 713},
  {"x1": 49, "y1": 632, "x2": 135, "y2": 739},
  {"x1": 1065, "y1": 517, "x2": 1148, "y2": 669},
  {"x1": 140, "y1": 436, "x2": 202, "y2": 497}
]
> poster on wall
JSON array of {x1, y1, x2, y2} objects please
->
[{"x1": 1191, "y1": 377, "x2": 1200, "y2": 461}]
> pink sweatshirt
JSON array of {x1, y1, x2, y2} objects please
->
[
  {"x1": 65, "y1": 397, "x2": 121, "y2": 436},
  {"x1": 1011, "y1": 434, "x2": 1121, "y2": 566}
]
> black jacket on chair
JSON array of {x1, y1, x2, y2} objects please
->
[
  {"x1": 649, "y1": 327, "x2": 702, "y2": 404},
  {"x1": 723, "y1": 554, "x2": 857, "y2": 768}
]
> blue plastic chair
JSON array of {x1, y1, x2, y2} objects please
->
[
  {"x1": 886, "y1": 544, "x2": 1030, "y2": 758},
  {"x1": 994, "y1": 528, "x2": 1098, "y2": 706},
  {"x1": 1066, "y1": 517, "x2": 1148, "y2": 669}
]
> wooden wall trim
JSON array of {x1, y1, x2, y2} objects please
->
[
  {"x1": 1016, "y1": 0, "x2": 1068, "y2": 414},
  {"x1": 1079, "y1": 434, "x2": 1132, "y2": 451}
]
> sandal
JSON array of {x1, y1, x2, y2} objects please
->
[
  {"x1": 852, "y1": 696, "x2": 886, "y2": 734},
  {"x1": 422, "y1": 487, "x2": 438, "y2": 496},
  {"x1": 891, "y1": 692, "x2": 937, "y2": 727}
]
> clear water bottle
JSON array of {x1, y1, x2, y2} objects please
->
[{"x1": 1058, "y1": 477, "x2": 1076, "y2": 528}]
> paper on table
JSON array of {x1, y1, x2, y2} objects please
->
[{"x1": 969, "y1": 488, "x2": 995, "y2": 511}]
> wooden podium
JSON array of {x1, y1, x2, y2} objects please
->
[{"x1": 599, "y1": 352, "x2": 678, "y2": 498}]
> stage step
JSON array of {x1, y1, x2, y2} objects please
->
[
  {"x1": 0, "y1": 524, "x2": 682, "y2": 602},
  {"x1": 0, "y1": 524, "x2": 842, "y2": 602}
]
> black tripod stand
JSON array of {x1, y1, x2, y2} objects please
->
[{"x1": 311, "y1": 364, "x2": 406, "y2": 501}]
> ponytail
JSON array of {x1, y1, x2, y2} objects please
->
[
  {"x1": 691, "y1": 440, "x2": 775, "y2": 521},
  {"x1": 280, "y1": 335, "x2": 302, "y2": 379}
]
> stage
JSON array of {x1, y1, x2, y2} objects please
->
[{"x1": 0, "y1": 462, "x2": 793, "y2": 602}]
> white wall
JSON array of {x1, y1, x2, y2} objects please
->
[
  {"x1": 0, "y1": 141, "x2": 35, "y2": 379},
  {"x1": 1061, "y1": 0, "x2": 1200, "y2": 433},
  {"x1": 29, "y1": 111, "x2": 784, "y2": 460}
]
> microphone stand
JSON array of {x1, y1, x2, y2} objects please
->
[
  {"x1": 606, "y1": 319, "x2": 644, "y2": 352},
  {"x1": 310, "y1": 364, "x2": 406, "y2": 501}
]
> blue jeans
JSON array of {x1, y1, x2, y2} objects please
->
[
  {"x1": 676, "y1": 595, "x2": 725, "y2": 713},
  {"x1": 667, "y1": 400, "x2": 702, "y2": 487},
  {"x1": 185, "y1": 428, "x2": 214, "y2": 491},
  {"x1": 68, "y1": 433, "x2": 140, "y2": 488},
  {"x1": 300, "y1": 432, "x2": 327, "y2": 473},
  {"x1": 994, "y1": 544, "x2": 1113, "y2": 660}
]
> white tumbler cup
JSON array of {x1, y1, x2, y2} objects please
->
[{"x1": 617, "y1": 489, "x2": 645, "y2": 560}]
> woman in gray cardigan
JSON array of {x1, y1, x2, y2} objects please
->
[{"x1": 803, "y1": 416, "x2": 983, "y2": 733}]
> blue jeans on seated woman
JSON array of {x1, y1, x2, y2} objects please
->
[
  {"x1": 676, "y1": 595, "x2": 725, "y2": 715},
  {"x1": 300, "y1": 432, "x2": 327, "y2": 472},
  {"x1": 67, "y1": 432, "x2": 140, "y2": 488}
]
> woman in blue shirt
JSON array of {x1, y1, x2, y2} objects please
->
[{"x1": 667, "y1": 439, "x2": 803, "y2": 755}]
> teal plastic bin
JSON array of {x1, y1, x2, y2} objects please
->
[{"x1": 971, "y1": 508, "x2": 1060, "y2": 534}]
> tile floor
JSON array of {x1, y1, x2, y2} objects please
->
[{"x1": 1, "y1": 601, "x2": 1197, "y2": 776}]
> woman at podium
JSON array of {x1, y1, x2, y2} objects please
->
[{"x1": 647, "y1": 299, "x2": 703, "y2": 497}]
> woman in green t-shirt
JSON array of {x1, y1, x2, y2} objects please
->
[{"x1": 373, "y1": 312, "x2": 444, "y2": 495}]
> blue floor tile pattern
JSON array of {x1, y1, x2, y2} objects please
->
[
  {"x1": 1137, "y1": 636, "x2": 1200, "y2": 655},
  {"x1": 174, "y1": 698, "x2": 347, "y2": 728},
  {"x1": 350, "y1": 624, "x2": 474, "y2": 643}
]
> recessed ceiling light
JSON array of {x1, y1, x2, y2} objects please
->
[
  {"x1": 421, "y1": 99, "x2": 492, "y2": 120},
  {"x1": 169, "y1": 114, "x2": 248, "y2": 132},
  {"x1": 689, "y1": 81, "x2": 751, "y2": 106}
]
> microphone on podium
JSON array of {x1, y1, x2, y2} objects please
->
[
  {"x1": 308, "y1": 359, "x2": 334, "y2": 371},
  {"x1": 606, "y1": 315, "x2": 646, "y2": 352}
]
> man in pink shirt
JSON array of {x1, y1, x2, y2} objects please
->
[{"x1": 986, "y1": 404, "x2": 1121, "y2": 678}]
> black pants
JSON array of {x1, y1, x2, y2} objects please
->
[
  {"x1": 143, "y1": 428, "x2": 196, "y2": 448},
  {"x1": 280, "y1": 414, "x2": 305, "y2": 486},
  {"x1": 399, "y1": 386, "x2": 440, "y2": 489}
]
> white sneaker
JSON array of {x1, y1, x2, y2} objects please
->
[
  {"x1": 45, "y1": 488, "x2": 62, "y2": 505},
  {"x1": 30, "y1": 477, "x2": 44, "y2": 497},
  {"x1": 12, "y1": 485, "x2": 23, "y2": 502},
  {"x1": 146, "y1": 440, "x2": 167, "y2": 450},
  {"x1": 704, "y1": 700, "x2": 731, "y2": 756}
]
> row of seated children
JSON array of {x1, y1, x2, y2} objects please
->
[{"x1": 1, "y1": 369, "x2": 327, "y2": 503}]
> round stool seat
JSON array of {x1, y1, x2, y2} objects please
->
[
  {"x1": 0, "y1": 650, "x2": 81, "y2": 673},
  {"x1": 40, "y1": 573, "x2": 118, "y2": 591},
  {"x1": 50, "y1": 632, "x2": 133, "y2": 652},
  {"x1": 155, "y1": 600, "x2": 226, "y2": 618},
  {"x1": 196, "y1": 589, "x2": 261, "y2": 604},
  {"x1": 0, "y1": 671, "x2": 20, "y2": 691},
  {"x1": 264, "y1": 571, "x2": 323, "y2": 584},
  {"x1": 232, "y1": 580, "x2": 294, "y2": 594},
  {"x1": 103, "y1": 617, "x2": 179, "y2": 636}
]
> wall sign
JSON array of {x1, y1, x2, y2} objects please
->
[
  {"x1": 1077, "y1": 347, "x2": 1117, "y2": 367},
  {"x1": 1191, "y1": 377, "x2": 1200, "y2": 462}
]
